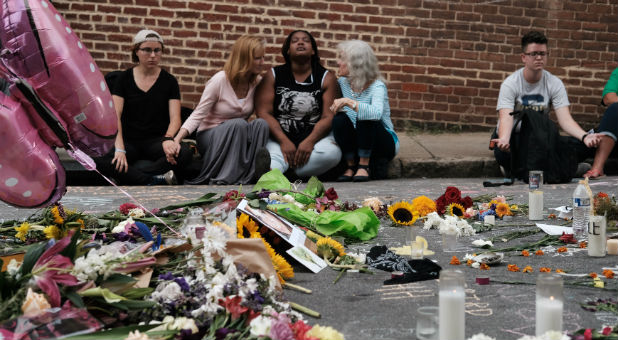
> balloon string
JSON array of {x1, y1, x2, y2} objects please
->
[{"x1": 92, "y1": 168, "x2": 182, "y2": 238}]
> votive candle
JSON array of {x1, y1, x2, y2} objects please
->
[
  {"x1": 588, "y1": 215, "x2": 607, "y2": 257},
  {"x1": 536, "y1": 273, "x2": 563, "y2": 336},
  {"x1": 607, "y1": 239, "x2": 618, "y2": 255},
  {"x1": 528, "y1": 190, "x2": 543, "y2": 220},
  {"x1": 439, "y1": 269, "x2": 465, "y2": 340}
]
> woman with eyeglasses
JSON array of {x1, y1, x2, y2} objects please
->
[{"x1": 94, "y1": 29, "x2": 193, "y2": 185}]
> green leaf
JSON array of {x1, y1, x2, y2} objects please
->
[
  {"x1": 304, "y1": 176, "x2": 325, "y2": 198},
  {"x1": 121, "y1": 287, "x2": 154, "y2": 300},
  {"x1": 63, "y1": 324, "x2": 160, "y2": 340},
  {"x1": 159, "y1": 193, "x2": 218, "y2": 211},
  {"x1": 248, "y1": 199, "x2": 262, "y2": 209},
  {"x1": 65, "y1": 290, "x2": 85, "y2": 308},
  {"x1": 60, "y1": 229, "x2": 81, "y2": 261},
  {"x1": 79, "y1": 287, "x2": 127, "y2": 303},
  {"x1": 20, "y1": 241, "x2": 47, "y2": 276},
  {"x1": 111, "y1": 299, "x2": 156, "y2": 310}
]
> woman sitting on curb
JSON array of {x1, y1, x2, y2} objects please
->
[
  {"x1": 331, "y1": 40, "x2": 399, "y2": 182},
  {"x1": 171, "y1": 35, "x2": 270, "y2": 185}
]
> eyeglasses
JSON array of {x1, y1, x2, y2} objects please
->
[
  {"x1": 523, "y1": 51, "x2": 548, "y2": 57},
  {"x1": 139, "y1": 48, "x2": 162, "y2": 54}
]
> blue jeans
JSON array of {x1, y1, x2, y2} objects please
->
[{"x1": 266, "y1": 132, "x2": 342, "y2": 178}]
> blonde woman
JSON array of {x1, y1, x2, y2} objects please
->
[
  {"x1": 171, "y1": 35, "x2": 270, "y2": 184},
  {"x1": 331, "y1": 40, "x2": 399, "y2": 182}
]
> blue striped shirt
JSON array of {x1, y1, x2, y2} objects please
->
[{"x1": 338, "y1": 77, "x2": 399, "y2": 154}]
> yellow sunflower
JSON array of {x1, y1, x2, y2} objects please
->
[
  {"x1": 272, "y1": 252, "x2": 294, "y2": 284},
  {"x1": 495, "y1": 203, "x2": 512, "y2": 218},
  {"x1": 14, "y1": 222, "x2": 30, "y2": 241},
  {"x1": 43, "y1": 225, "x2": 62, "y2": 240},
  {"x1": 446, "y1": 203, "x2": 465, "y2": 217},
  {"x1": 411, "y1": 195, "x2": 437, "y2": 217},
  {"x1": 316, "y1": 237, "x2": 345, "y2": 260},
  {"x1": 388, "y1": 201, "x2": 419, "y2": 226},
  {"x1": 236, "y1": 213, "x2": 259, "y2": 239},
  {"x1": 51, "y1": 206, "x2": 64, "y2": 225}
]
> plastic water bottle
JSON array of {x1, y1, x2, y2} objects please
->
[{"x1": 572, "y1": 181, "x2": 590, "y2": 239}]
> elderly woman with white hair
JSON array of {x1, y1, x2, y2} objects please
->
[{"x1": 330, "y1": 40, "x2": 399, "y2": 182}]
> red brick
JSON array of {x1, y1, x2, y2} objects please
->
[{"x1": 402, "y1": 83, "x2": 428, "y2": 93}]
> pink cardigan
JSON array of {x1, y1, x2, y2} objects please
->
[{"x1": 181, "y1": 71, "x2": 261, "y2": 133}]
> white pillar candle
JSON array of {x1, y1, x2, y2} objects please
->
[
  {"x1": 439, "y1": 289, "x2": 465, "y2": 340},
  {"x1": 484, "y1": 215, "x2": 495, "y2": 225},
  {"x1": 607, "y1": 239, "x2": 618, "y2": 255},
  {"x1": 588, "y1": 215, "x2": 607, "y2": 257},
  {"x1": 528, "y1": 190, "x2": 543, "y2": 220},
  {"x1": 536, "y1": 296, "x2": 563, "y2": 336}
]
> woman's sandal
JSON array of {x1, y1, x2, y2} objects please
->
[
  {"x1": 583, "y1": 168, "x2": 605, "y2": 180},
  {"x1": 353, "y1": 164, "x2": 370, "y2": 182},
  {"x1": 337, "y1": 166, "x2": 356, "y2": 182}
]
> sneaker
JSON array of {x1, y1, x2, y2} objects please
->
[
  {"x1": 575, "y1": 162, "x2": 592, "y2": 177},
  {"x1": 499, "y1": 165, "x2": 507, "y2": 177},
  {"x1": 253, "y1": 147, "x2": 271, "y2": 182},
  {"x1": 149, "y1": 170, "x2": 177, "y2": 185}
]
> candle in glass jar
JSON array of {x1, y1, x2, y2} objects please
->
[
  {"x1": 439, "y1": 289, "x2": 465, "y2": 340},
  {"x1": 588, "y1": 215, "x2": 607, "y2": 257},
  {"x1": 528, "y1": 190, "x2": 543, "y2": 220},
  {"x1": 535, "y1": 296, "x2": 563, "y2": 336}
]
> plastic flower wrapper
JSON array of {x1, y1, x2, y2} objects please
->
[
  {"x1": 268, "y1": 203, "x2": 379, "y2": 241},
  {"x1": 252, "y1": 169, "x2": 324, "y2": 205}
]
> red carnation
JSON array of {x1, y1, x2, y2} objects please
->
[
  {"x1": 444, "y1": 186, "x2": 461, "y2": 204},
  {"x1": 119, "y1": 203, "x2": 138, "y2": 215},
  {"x1": 325, "y1": 187, "x2": 338, "y2": 200},
  {"x1": 461, "y1": 196, "x2": 473, "y2": 209}
]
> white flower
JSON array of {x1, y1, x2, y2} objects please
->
[
  {"x1": 201, "y1": 226, "x2": 227, "y2": 257},
  {"x1": 423, "y1": 212, "x2": 443, "y2": 230},
  {"x1": 112, "y1": 217, "x2": 134, "y2": 233},
  {"x1": 467, "y1": 334, "x2": 496, "y2": 340},
  {"x1": 463, "y1": 253, "x2": 475, "y2": 261},
  {"x1": 128, "y1": 208, "x2": 145, "y2": 218},
  {"x1": 517, "y1": 331, "x2": 570, "y2": 340},
  {"x1": 249, "y1": 315, "x2": 272, "y2": 337},
  {"x1": 125, "y1": 330, "x2": 150, "y2": 340},
  {"x1": 7, "y1": 259, "x2": 21, "y2": 277},
  {"x1": 471, "y1": 262, "x2": 480, "y2": 269},
  {"x1": 150, "y1": 281, "x2": 183, "y2": 303},
  {"x1": 472, "y1": 239, "x2": 493, "y2": 248},
  {"x1": 239, "y1": 277, "x2": 259, "y2": 298},
  {"x1": 362, "y1": 197, "x2": 383, "y2": 212},
  {"x1": 151, "y1": 316, "x2": 198, "y2": 334},
  {"x1": 347, "y1": 252, "x2": 366, "y2": 264}
]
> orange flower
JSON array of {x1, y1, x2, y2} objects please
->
[
  {"x1": 556, "y1": 247, "x2": 567, "y2": 253},
  {"x1": 450, "y1": 256, "x2": 461, "y2": 265},
  {"x1": 535, "y1": 250, "x2": 544, "y2": 255},
  {"x1": 579, "y1": 241, "x2": 587, "y2": 248},
  {"x1": 522, "y1": 266, "x2": 533, "y2": 273},
  {"x1": 556, "y1": 269, "x2": 565, "y2": 273},
  {"x1": 548, "y1": 213, "x2": 557, "y2": 219},
  {"x1": 507, "y1": 264, "x2": 520, "y2": 272},
  {"x1": 466, "y1": 259, "x2": 474, "y2": 266},
  {"x1": 480, "y1": 263, "x2": 490, "y2": 270},
  {"x1": 521, "y1": 250, "x2": 530, "y2": 257},
  {"x1": 540, "y1": 267, "x2": 551, "y2": 272},
  {"x1": 602, "y1": 270, "x2": 615, "y2": 279},
  {"x1": 589, "y1": 272, "x2": 598, "y2": 278}
]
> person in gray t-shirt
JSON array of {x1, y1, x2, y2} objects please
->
[{"x1": 491, "y1": 31, "x2": 603, "y2": 174}]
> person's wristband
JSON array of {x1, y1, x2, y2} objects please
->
[
  {"x1": 162, "y1": 136, "x2": 174, "y2": 142},
  {"x1": 115, "y1": 148, "x2": 126, "y2": 153},
  {"x1": 581, "y1": 133, "x2": 589, "y2": 143}
]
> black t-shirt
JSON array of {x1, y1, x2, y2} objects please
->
[
  {"x1": 113, "y1": 68, "x2": 180, "y2": 140},
  {"x1": 273, "y1": 64, "x2": 327, "y2": 145}
]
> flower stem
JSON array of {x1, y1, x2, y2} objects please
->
[
  {"x1": 283, "y1": 282, "x2": 312, "y2": 294},
  {"x1": 289, "y1": 301, "x2": 321, "y2": 318},
  {"x1": 333, "y1": 268, "x2": 346, "y2": 284}
]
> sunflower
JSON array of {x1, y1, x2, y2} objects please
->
[
  {"x1": 43, "y1": 225, "x2": 62, "y2": 240},
  {"x1": 388, "y1": 201, "x2": 418, "y2": 226},
  {"x1": 14, "y1": 222, "x2": 30, "y2": 241},
  {"x1": 236, "y1": 213, "x2": 259, "y2": 239},
  {"x1": 411, "y1": 196, "x2": 437, "y2": 217},
  {"x1": 316, "y1": 237, "x2": 345, "y2": 260},
  {"x1": 446, "y1": 203, "x2": 465, "y2": 217},
  {"x1": 51, "y1": 206, "x2": 64, "y2": 225},
  {"x1": 495, "y1": 203, "x2": 512, "y2": 218},
  {"x1": 272, "y1": 252, "x2": 294, "y2": 284}
]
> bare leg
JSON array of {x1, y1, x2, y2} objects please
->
[
  {"x1": 342, "y1": 159, "x2": 356, "y2": 177},
  {"x1": 591, "y1": 135, "x2": 616, "y2": 173}
]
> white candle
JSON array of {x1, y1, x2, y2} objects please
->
[
  {"x1": 484, "y1": 215, "x2": 495, "y2": 225},
  {"x1": 439, "y1": 289, "x2": 465, "y2": 340},
  {"x1": 536, "y1": 296, "x2": 563, "y2": 336},
  {"x1": 588, "y1": 215, "x2": 607, "y2": 257},
  {"x1": 607, "y1": 239, "x2": 618, "y2": 255},
  {"x1": 528, "y1": 191, "x2": 543, "y2": 220}
]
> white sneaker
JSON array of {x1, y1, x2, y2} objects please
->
[{"x1": 163, "y1": 170, "x2": 177, "y2": 185}]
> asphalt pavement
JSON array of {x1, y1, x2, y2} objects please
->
[{"x1": 1, "y1": 178, "x2": 617, "y2": 340}]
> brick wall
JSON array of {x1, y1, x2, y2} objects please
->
[{"x1": 53, "y1": 0, "x2": 618, "y2": 132}]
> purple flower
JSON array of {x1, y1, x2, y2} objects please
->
[
  {"x1": 159, "y1": 272, "x2": 175, "y2": 281},
  {"x1": 257, "y1": 189, "x2": 271, "y2": 199},
  {"x1": 215, "y1": 328, "x2": 237, "y2": 340},
  {"x1": 174, "y1": 277, "x2": 190, "y2": 292}
]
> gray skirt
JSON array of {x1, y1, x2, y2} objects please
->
[{"x1": 187, "y1": 118, "x2": 269, "y2": 185}]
